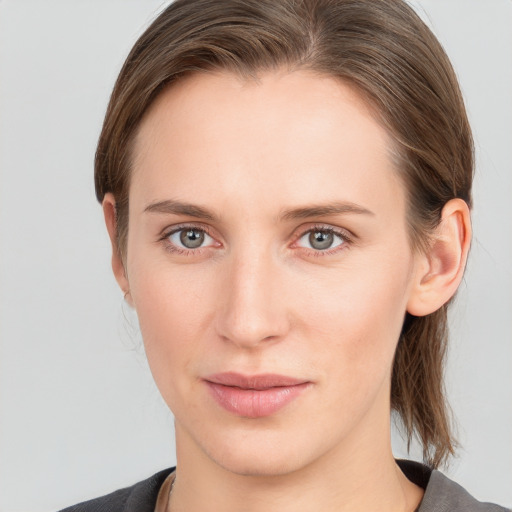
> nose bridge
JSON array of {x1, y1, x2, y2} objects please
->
[{"x1": 216, "y1": 243, "x2": 288, "y2": 347}]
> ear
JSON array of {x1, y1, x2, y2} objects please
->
[
  {"x1": 102, "y1": 193, "x2": 133, "y2": 307},
  {"x1": 407, "y1": 198, "x2": 471, "y2": 316}
]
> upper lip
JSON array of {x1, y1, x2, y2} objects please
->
[{"x1": 205, "y1": 372, "x2": 308, "y2": 390}]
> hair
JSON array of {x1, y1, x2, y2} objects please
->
[{"x1": 95, "y1": 0, "x2": 473, "y2": 468}]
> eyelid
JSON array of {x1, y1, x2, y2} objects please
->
[
  {"x1": 291, "y1": 223, "x2": 355, "y2": 253},
  {"x1": 160, "y1": 222, "x2": 211, "y2": 238},
  {"x1": 159, "y1": 223, "x2": 221, "y2": 253}
]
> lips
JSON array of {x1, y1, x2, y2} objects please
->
[{"x1": 204, "y1": 372, "x2": 311, "y2": 418}]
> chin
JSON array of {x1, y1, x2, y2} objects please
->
[
  {"x1": 207, "y1": 444, "x2": 308, "y2": 477},
  {"x1": 193, "y1": 420, "x2": 328, "y2": 478}
]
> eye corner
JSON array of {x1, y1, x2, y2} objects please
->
[
  {"x1": 158, "y1": 223, "x2": 222, "y2": 256},
  {"x1": 292, "y1": 224, "x2": 353, "y2": 255}
]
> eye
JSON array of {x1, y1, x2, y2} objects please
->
[
  {"x1": 167, "y1": 227, "x2": 215, "y2": 250},
  {"x1": 296, "y1": 228, "x2": 346, "y2": 251}
]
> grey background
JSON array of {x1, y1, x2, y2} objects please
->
[{"x1": 0, "y1": 1, "x2": 511, "y2": 511}]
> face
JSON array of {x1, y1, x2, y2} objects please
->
[{"x1": 120, "y1": 70, "x2": 425, "y2": 476}]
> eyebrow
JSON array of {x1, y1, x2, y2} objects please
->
[
  {"x1": 144, "y1": 200, "x2": 216, "y2": 220},
  {"x1": 279, "y1": 202, "x2": 374, "y2": 220},
  {"x1": 143, "y1": 199, "x2": 374, "y2": 221}
]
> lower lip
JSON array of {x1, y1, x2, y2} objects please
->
[{"x1": 205, "y1": 381, "x2": 310, "y2": 418}]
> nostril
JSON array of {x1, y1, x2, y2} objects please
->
[{"x1": 215, "y1": 304, "x2": 289, "y2": 348}]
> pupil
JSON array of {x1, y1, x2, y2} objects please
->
[
  {"x1": 309, "y1": 230, "x2": 333, "y2": 250},
  {"x1": 180, "y1": 229, "x2": 204, "y2": 248}
]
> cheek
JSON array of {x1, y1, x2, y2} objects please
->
[
  {"x1": 307, "y1": 257, "x2": 409, "y2": 326},
  {"x1": 301, "y1": 253, "x2": 413, "y2": 382},
  {"x1": 128, "y1": 257, "x2": 215, "y2": 391}
]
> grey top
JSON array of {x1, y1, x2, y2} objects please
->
[
  {"x1": 421, "y1": 470, "x2": 508, "y2": 512},
  {"x1": 397, "y1": 460, "x2": 510, "y2": 512},
  {"x1": 60, "y1": 460, "x2": 510, "y2": 512}
]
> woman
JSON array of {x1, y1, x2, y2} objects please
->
[{"x1": 60, "y1": 0, "x2": 508, "y2": 511}]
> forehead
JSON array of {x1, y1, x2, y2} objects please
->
[
  {"x1": 130, "y1": 69, "x2": 405, "y2": 220},
  {"x1": 134, "y1": 69, "x2": 386, "y2": 160}
]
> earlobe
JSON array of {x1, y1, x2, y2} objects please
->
[
  {"x1": 407, "y1": 198, "x2": 471, "y2": 317},
  {"x1": 102, "y1": 193, "x2": 132, "y2": 306}
]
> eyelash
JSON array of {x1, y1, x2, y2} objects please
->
[
  {"x1": 159, "y1": 224, "x2": 217, "y2": 256},
  {"x1": 158, "y1": 223, "x2": 353, "y2": 257},
  {"x1": 293, "y1": 224, "x2": 353, "y2": 256}
]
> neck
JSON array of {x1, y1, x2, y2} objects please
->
[{"x1": 168, "y1": 419, "x2": 423, "y2": 512}]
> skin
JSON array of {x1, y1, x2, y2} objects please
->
[{"x1": 104, "y1": 70, "x2": 471, "y2": 512}]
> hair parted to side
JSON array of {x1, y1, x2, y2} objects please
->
[{"x1": 95, "y1": 0, "x2": 473, "y2": 468}]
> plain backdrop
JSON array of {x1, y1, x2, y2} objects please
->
[{"x1": 0, "y1": 1, "x2": 511, "y2": 511}]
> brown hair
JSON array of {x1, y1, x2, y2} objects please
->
[{"x1": 95, "y1": 0, "x2": 473, "y2": 468}]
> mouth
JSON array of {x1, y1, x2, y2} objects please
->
[{"x1": 204, "y1": 372, "x2": 311, "y2": 418}]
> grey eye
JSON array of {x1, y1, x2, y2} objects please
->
[
  {"x1": 297, "y1": 229, "x2": 345, "y2": 251},
  {"x1": 309, "y1": 230, "x2": 334, "y2": 250},
  {"x1": 169, "y1": 228, "x2": 213, "y2": 249},
  {"x1": 180, "y1": 229, "x2": 204, "y2": 248}
]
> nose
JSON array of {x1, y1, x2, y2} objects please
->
[{"x1": 215, "y1": 249, "x2": 290, "y2": 349}]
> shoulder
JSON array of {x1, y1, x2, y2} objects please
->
[
  {"x1": 421, "y1": 470, "x2": 510, "y2": 512},
  {"x1": 398, "y1": 460, "x2": 510, "y2": 512},
  {"x1": 58, "y1": 468, "x2": 175, "y2": 512}
]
